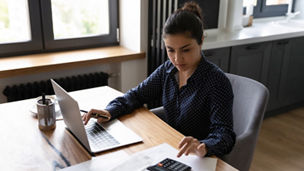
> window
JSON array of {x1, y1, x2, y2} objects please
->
[
  {"x1": 243, "y1": 0, "x2": 295, "y2": 18},
  {"x1": 266, "y1": 0, "x2": 289, "y2": 6},
  {"x1": 0, "y1": 0, "x2": 118, "y2": 57},
  {"x1": 51, "y1": 1, "x2": 110, "y2": 40},
  {"x1": 0, "y1": 0, "x2": 31, "y2": 44},
  {"x1": 0, "y1": 0, "x2": 42, "y2": 56}
]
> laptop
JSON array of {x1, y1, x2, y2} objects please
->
[{"x1": 51, "y1": 79, "x2": 142, "y2": 154}]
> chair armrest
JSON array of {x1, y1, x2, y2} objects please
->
[{"x1": 150, "y1": 106, "x2": 166, "y2": 121}]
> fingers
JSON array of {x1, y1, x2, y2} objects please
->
[
  {"x1": 177, "y1": 137, "x2": 199, "y2": 157},
  {"x1": 81, "y1": 109, "x2": 97, "y2": 125},
  {"x1": 197, "y1": 143, "x2": 205, "y2": 151},
  {"x1": 92, "y1": 109, "x2": 111, "y2": 123},
  {"x1": 177, "y1": 137, "x2": 205, "y2": 158},
  {"x1": 178, "y1": 137, "x2": 188, "y2": 149},
  {"x1": 82, "y1": 111, "x2": 91, "y2": 125},
  {"x1": 196, "y1": 143, "x2": 207, "y2": 157},
  {"x1": 177, "y1": 138, "x2": 192, "y2": 157},
  {"x1": 81, "y1": 109, "x2": 111, "y2": 125}
]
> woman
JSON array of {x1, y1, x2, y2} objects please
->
[{"x1": 83, "y1": 2, "x2": 235, "y2": 158}]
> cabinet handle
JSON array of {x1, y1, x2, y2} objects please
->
[
  {"x1": 203, "y1": 51, "x2": 213, "y2": 58},
  {"x1": 245, "y1": 44, "x2": 260, "y2": 50},
  {"x1": 277, "y1": 40, "x2": 289, "y2": 45},
  {"x1": 205, "y1": 55, "x2": 213, "y2": 58}
]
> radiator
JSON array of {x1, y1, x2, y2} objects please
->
[
  {"x1": 147, "y1": 0, "x2": 179, "y2": 109},
  {"x1": 3, "y1": 72, "x2": 109, "y2": 102},
  {"x1": 148, "y1": 0, "x2": 178, "y2": 75}
]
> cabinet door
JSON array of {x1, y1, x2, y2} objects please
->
[
  {"x1": 280, "y1": 37, "x2": 304, "y2": 106},
  {"x1": 266, "y1": 39, "x2": 291, "y2": 111},
  {"x1": 230, "y1": 42, "x2": 272, "y2": 85},
  {"x1": 204, "y1": 47, "x2": 230, "y2": 72}
]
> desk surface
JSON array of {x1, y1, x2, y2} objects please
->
[{"x1": 0, "y1": 86, "x2": 237, "y2": 171}]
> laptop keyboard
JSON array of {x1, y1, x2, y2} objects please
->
[{"x1": 85, "y1": 122, "x2": 120, "y2": 149}]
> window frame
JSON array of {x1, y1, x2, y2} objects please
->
[
  {"x1": 0, "y1": 0, "x2": 43, "y2": 57},
  {"x1": 40, "y1": 0, "x2": 118, "y2": 51},
  {"x1": 253, "y1": 0, "x2": 296, "y2": 18},
  {"x1": 0, "y1": 0, "x2": 119, "y2": 57}
]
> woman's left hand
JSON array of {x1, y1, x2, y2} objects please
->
[{"x1": 177, "y1": 136, "x2": 207, "y2": 157}]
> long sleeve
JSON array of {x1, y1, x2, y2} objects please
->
[
  {"x1": 105, "y1": 63, "x2": 165, "y2": 119},
  {"x1": 201, "y1": 75, "x2": 236, "y2": 157}
]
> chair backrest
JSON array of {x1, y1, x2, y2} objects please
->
[
  {"x1": 222, "y1": 73, "x2": 269, "y2": 171},
  {"x1": 150, "y1": 73, "x2": 269, "y2": 171}
]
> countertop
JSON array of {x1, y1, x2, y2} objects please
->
[{"x1": 203, "y1": 18, "x2": 304, "y2": 50}]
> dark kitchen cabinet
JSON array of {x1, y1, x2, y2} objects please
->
[
  {"x1": 229, "y1": 37, "x2": 304, "y2": 114},
  {"x1": 266, "y1": 39, "x2": 291, "y2": 111},
  {"x1": 279, "y1": 37, "x2": 304, "y2": 107},
  {"x1": 204, "y1": 47, "x2": 230, "y2": 72},
  {"x1": 203, "y1": 37, "x2": 304, "y2": 114},
  {"x1": 229, "y1": 42, "x2": 272, "y2": 85}
]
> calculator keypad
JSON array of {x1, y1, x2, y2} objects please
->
[{"x1": 147, "y1": 158, "x2": 191, "y2": 171}]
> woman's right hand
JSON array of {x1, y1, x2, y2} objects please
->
[
  {"x1": 177, "y1": 136, "x2": 207, "y2": 158},
  {"x1": 82, "y1": 109, "x2": 111, "y2": 125}
]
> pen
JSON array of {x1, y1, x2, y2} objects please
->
[
  {"x1": 42, "y1": 93, "x2": 46, "y2": 104},
  {"x1": 80, "y1": 109, "x2": 109, "y2": 120}
]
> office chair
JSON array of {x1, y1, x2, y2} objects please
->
[
  {"x1": 150, "y1": 73, "x2": 269, "y2": 171},
  {"x1": 222, "y1": 73, "x2": 269, "y2": 171}
]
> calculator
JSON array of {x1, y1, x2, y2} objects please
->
[{"x1": 147, "y1": 158, "x2": 191, "y2": 171}]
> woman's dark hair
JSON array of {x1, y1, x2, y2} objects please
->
[{"x1": 163, "y1": 1, "x2": 204, "y2": 44}]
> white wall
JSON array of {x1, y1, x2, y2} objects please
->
[
  {"x1": 215, "y1": 0, "x2": 243, "y2": 32},
  {"x1": 0, "y1": 0, "x2": 149, "y2": 103},
  {"x1": 294, "y1": 0, "x2": 304, "y2": 19},
  {"x1": 119, "y1": 0, "x2": 148, "y2": 92}
]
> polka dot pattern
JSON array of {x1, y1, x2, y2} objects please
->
[{"x1": 106, "y1": 56, "x2": 236, "y2": 157}]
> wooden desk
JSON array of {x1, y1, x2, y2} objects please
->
[{"x1": 0, "y1": 86, "x2": 237, "y2": 171}]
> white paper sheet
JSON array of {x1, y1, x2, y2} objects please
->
[
  {"x1": 61, "y1": 150, "x2": 129, "y2": 171},
  {"x1": 110, "y1": 143, "x2": 217, "y2": 171},
  {"x1": 61, "y1": 143, "x2": 217, "y2": 171}
]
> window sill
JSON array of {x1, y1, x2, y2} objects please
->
[{"x1": 0, "y1": 46, "x2": 145, "y2": 78}]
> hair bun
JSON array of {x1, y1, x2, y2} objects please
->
[{"x1": 182, "y1": 2, "x2": 203, "y2": 21}]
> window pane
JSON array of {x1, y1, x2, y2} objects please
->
[
  {"x1": 243, "y1": 0, "x2": 257, "y2": 7},
  {"x1": 51, "y1": 0, "x2": 110, "y2": 40},
  {"x1": 266, "y1": 0, "x2": 289, "y2": 5},
  {"x1": 0, "y1": 0, "x2": 31, "y2": 44}
]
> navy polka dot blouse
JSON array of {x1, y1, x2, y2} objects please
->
[{"x1": 106, "y1": 55, "x2": 236, "y2": 157}]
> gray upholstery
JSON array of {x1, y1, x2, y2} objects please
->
[
  {"x1": 222, "y1": 73, "x2": 269, "y2": 171},
  {"x1": 150, "y1": 73, "x2": 269, "y2": 171},
  {"x1": 150, "y1": 106, "x2": 166, "y2": 121}
]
